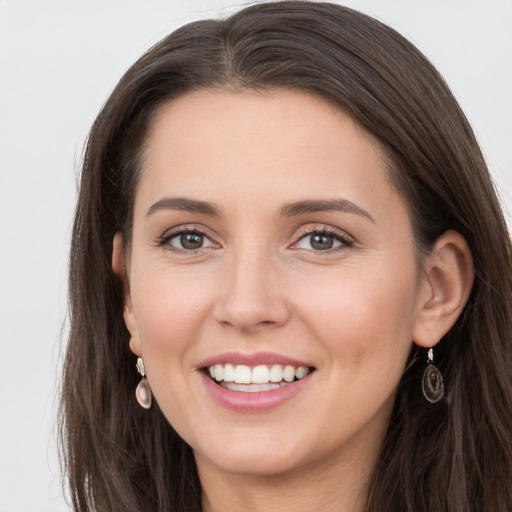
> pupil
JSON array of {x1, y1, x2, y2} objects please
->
[
  {"x1": 180, "y1": 233, "x2": 203, "y2": 249},
  {"x1": 311, "y1": 234, "x2": 333, "y2": 250}
]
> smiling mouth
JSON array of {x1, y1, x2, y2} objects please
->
[{"x1": 205, "y1": 363, "x2": 314, "y2": 392}]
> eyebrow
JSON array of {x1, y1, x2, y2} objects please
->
[
  {"x1": 146, "y1": 197, "x2": 221, "y2": 218},
  {"x1": 279, "y1": 199, "x2": 375, "y2": 222},
  {"x1": 146, "y1": 196, "x2": 374, "y2": 223}
]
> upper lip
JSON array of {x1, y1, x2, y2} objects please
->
[{"x1": 198, "y1": 351, "x2": 314, "y2": 369}]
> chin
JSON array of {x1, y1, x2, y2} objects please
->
[{"x1": 195, "y1": 444, "x2": 305, "y2": 478}]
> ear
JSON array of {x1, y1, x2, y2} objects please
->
[
  {"x1": 412, "y1": 230, "x2": 474, "y2": 348},
  {"x1": 112, "y1": 233, "x2": 142, "y2": 357}
]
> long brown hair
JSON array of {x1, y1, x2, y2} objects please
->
[{"x1": 60, "y1": 2, "x2": 512, "y2": 510}]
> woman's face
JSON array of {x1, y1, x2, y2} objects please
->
[{"x1": 121, "y1": 89, "x2": 427, "y2": 478}]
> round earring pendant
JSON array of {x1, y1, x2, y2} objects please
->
[
  {"x1": 422, "y1": 364, "x2": 444, "y2": 403},
  {"x1": 136, "y1": 378, "x2": 152, "y2": 409}
]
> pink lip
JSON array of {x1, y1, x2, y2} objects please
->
[
  {"x1": 198, "y1": 351, "x2": 313, "y2": 369},
  {"x1": 199, "y1": 369, "x2": 314, "y2": 413}
]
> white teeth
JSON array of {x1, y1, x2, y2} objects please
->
[
  {"x1": 295, "y1": 366, "x2": 309, "y2": 379},
  {"x1": 207, "y1": 363, "x2": 312, "y2": 386},
  {"x1": 214, "y1": 364, "x2": 223, "y2": 382},
  {"x1": 269, "y1": 364, "x2": 284, "y2": 382},
  {"x1": 222, "y1": 382, "x2": 281, "y2": 392},
  {"x1": 234, "y1": 364, "x2": 252, "y2": 384},
  {"x1": 283, "y1": 365, "x2": 295, "y2": 382},
  {"x1": 221, "y1": 381, "x2": 292, "y2": 392},
  {"x1": 223, "y1": 363, "x2": 235, "y2": 382},
  {"x1": 252, "y1": 365, "x2": 270, "y2": 384}
]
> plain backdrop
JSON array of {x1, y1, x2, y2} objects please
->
[{"x1": 0, "y1": 1, "x2": 511, "y2": 510}]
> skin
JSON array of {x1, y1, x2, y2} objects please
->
[{"x1": 113, "y1": 89, "x2": 473, "y2": 512}]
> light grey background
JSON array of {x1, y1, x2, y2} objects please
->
[{"x1": 0, "y1": 1, "x2": 511, "y2": 510}]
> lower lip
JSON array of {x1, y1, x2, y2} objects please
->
[{"x1": 200, "y1": 372, "x2": 313, "y2": 413}]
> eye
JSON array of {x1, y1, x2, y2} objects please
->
[
  {"x1": 292, "y1": 228, "x2": 353, "y2": 252},
  {"x1": 159, "y1": 229, "x2": 217, "y2": 252}
]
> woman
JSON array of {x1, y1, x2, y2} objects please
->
[{"x1": 60, "y1": 1, "x2": 512, "y2": 511}]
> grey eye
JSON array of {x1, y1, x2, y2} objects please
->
[
  {"x1": 295, "y1": 232, "x2": 344, "y2": 251},
  {"x1": 310, "y1": 233, "x2": 335, "y2": 250},
  {"x1": 163, "y1": 230, "x2": 217, "y2": 251},
  {"x1": 180, "y1": 232, "x2": 204, "y2": 250}
]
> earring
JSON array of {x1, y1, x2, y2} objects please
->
[
  {"x1": 422, "y1": 347, "x2": 444, "y2": 403},
  {"x1": 135, "y1": 357, "x2": 152, "y2": 409}
]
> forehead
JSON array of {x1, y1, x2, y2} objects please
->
[
  {"x1": 138, "y1": 89, "x2": 393, "y2": 206},
  {"x1": 145, "y1": 88, "x2": 380, "y2": 160}
]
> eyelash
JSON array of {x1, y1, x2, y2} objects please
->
[
  {"x1": 291, "y1": 226, "x2": 354, "y2": 252},
  {"x1": 157, "y1": 225, "x2": 354, "y2": 253},
  {"x1": 157, "y1": 226, "x2": 217, "y2": 253}
]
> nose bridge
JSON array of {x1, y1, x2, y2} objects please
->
[{"x1": 214, "y1": 238, "x2": 289, "y2": 332}]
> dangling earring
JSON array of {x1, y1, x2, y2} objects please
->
[
  {"x1": 422, "y1": 347, "x2": 444, "y2": 403},
  {"x1": 135, "y1": 357, "x2": 152, "y2": 409}
]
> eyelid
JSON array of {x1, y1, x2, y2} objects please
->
[
  {"x1": 289, "y1": 224, "x2": 354, "y2": 251},
  {"x1": 156, "y1": 223, "x2": 353, "y2": 253},
  {"x1": 157, "y1": 224, "x2": 221, "y2": 252}
]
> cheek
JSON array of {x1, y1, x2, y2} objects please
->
[
  {"x1": 128, "y1": 266, "x2": 216, "y2": 429},
  {"x1": 129, "y1": 263, "x2": 214, "y2": 368},
  {"x1": 292, "y1": 261, "x2": 417, "y2": 376}
]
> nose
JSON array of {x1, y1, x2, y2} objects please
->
[{"x1": 213, "y1": 247, "x2": 291, "y2": 334}]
